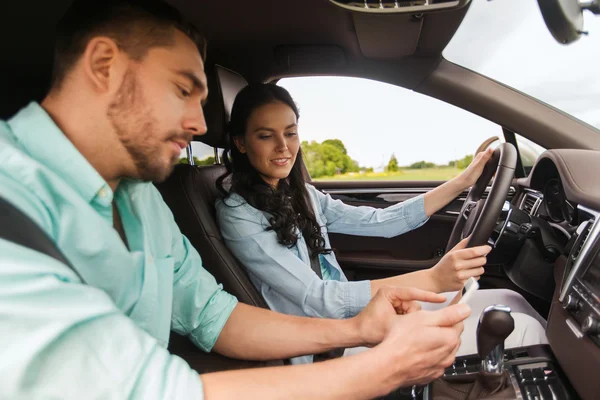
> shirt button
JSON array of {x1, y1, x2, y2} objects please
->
[
  {"x1": 147, "y1": 256, "x2": 153, "y2": 263},
  {"x1": 98, "y1": 188, "x2": 107, "y2": 198}
]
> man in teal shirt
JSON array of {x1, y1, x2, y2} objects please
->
[{"x1": 0, "y1": 0, "x2": 471, "y2": 398}]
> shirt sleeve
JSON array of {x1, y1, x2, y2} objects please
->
[
  {"x1": 171, "y1": 236, "x2": 238, "y2": 352},
  {"x1": 164, "y1": 200, "x2": 238, "y2": 352},
  {"x1": 0, "y1": 235, "x2": 205, "y2": 399},
  {"x1": 309, "y1": 185, "x2": 429, "y2": 238},
  {"x1": 216, "y1": 199, "x2": 371, "y2": 319}
]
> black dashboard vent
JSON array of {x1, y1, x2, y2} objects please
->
[{"x1": 572, "y1": 221, "x2": 593, "y2": 261}]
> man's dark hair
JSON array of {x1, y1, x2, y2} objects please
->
[{"x1": 51, "y1": 0, "x2": 206, "y2": 89}]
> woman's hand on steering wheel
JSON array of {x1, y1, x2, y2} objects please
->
[
  {"x1": 455, "y1": 148, "x2": 494, "y2": 189},
  {"x1": 429, "y1": 237, "x2": 492, "y2": 292}
]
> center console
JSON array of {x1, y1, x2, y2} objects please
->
[
  {"x1": 384, "y1": 346, "x2": 574, "y2": 400},
  {"x1": 558, "y1": 206, "x2": 600, "y2": 345},
  {"x1": 383, "y1": 204, "x2": 600, "y2": 400},
  {"x1": 546, "y1": 205, "x2": 600, "y2": 400},
  {"x1": 424, "y1": 345, "x2": 575, "y2": 400}
]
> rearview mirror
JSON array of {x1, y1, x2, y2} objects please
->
[{"x1": 538, "y1": 0, "x2": 600, "y2": 44}]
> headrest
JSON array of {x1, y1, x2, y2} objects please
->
[{"x1": 197, "y1": 65, "x2": 248, "y2": 148}]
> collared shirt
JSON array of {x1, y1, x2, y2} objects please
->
[
  {"x1": 0, "y1": 103, "x2": 238, "y2": 399},
  {"x1": 216, "y1": 184, "x2": 428, "y2": 364}
]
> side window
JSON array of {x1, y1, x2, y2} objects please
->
[
  {"x1": 278, "y1": 77, "x2": 501, "y2": 181},
  {"x1": 515, "y1": 134, "x2": 546, "y2": 176},
  {"x1": 179, "y1": 141, "x2": 219, "y2": 166}
]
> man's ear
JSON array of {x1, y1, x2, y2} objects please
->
[
  {"x1": 233, "y1": 136, "x2": 247, "y2": 154},
  {"x1": 81, "y1": 37, "x2": 121, "y2": 93}
]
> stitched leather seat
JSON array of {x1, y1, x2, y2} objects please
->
[{"x1": 157, "y1": 163, "x2": 268, "y2": 308}]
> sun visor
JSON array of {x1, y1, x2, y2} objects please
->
[{"x1": 352, "y1": 13, "x2": 422, "y2": 59}]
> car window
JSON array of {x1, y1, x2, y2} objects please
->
[
  {"x1": 444, "y1": 0, "x2": 600, "y2": 132},
  {"x1": 473, "y1": 133, "x2": 545, "y2": 178},
  {"x1": 515, "y1": 134, "x2": 546, "y2": 176},
  {"x1": 278, "y1": 76, "x2": 502, "y2": 181},
  {"x1": 179, "y1": 141, "x2": 219, "y2": 166}
]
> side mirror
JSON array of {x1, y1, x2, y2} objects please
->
[{"x1": 538, "y1": 0, "x2": 600, "y2": 44}]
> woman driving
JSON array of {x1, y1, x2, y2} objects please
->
[{"x1": 216, "y1": 83, "x2": 547, "y2": 364}]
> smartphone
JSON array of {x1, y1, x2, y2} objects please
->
[{"x1": 451, "y1": 277, "x2": 479, "y2": 305}]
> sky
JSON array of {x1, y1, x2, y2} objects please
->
[
  {"x1": 191, "y1": 0, "x2": 600, "y2": 170},
  {"x1": 444, "y1": 0, "x2": 600, "y2": 129}
]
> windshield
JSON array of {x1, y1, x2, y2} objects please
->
[{"x1": 444, "y1": 0, "x2": 600, "y2": 131}]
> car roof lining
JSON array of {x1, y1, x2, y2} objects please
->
[
  {"x1": 1, "y1": 0, "x2": 599, "y2": 152},
  {"x1": 173, "y1": 0, "x2": 469, "y2": 83},
  {"x1": 0, "y1": 0, "x2": 468, "y2": 119}
]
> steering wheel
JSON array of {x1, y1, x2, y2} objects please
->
[{"x1": 445, "y1": 143, "x2": 518, "y2": 252}]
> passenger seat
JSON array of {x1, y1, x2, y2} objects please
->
[
  {"x1": 156, "y1": 65, "x2": 286, "y2": 371},
  {"x1": 157, "y1": 65, "x2": 266, "y2": 308}
]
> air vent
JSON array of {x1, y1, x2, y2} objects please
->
[
  {"x1": 363, "y1": 0, "x2": 427, "y2": 7},
  {"x1": 328, "y1": 0, "x2": 470, "y2": 14},
  {"x1": 520, "y1": 193, "x2": 541, "y2": 216},
  {"x1": 572, "y1": 221, "x2": 594, "y2": 260}
]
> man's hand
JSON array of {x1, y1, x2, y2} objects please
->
[
  {"x1": 430, "y1": 237, "x2": 491, "y2": 292},
  {"x1": 377, "y1": 303, "x2": 471, "y2": 389},
  {"x1": 352, "y1": 287, "x2": 448, "y2": 347},
  {"x1": 455, "y1": 147, "x2": 494, "y2": 189},
  {"x1": 203, "y1": 289, "x2": 470, "y2": 399}
]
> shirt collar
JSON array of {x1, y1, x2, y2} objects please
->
[{"x1": 8, "y1": 102, "x2": 110, "y2": 204}]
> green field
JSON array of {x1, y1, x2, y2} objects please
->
[{"x1": 314, "y1": 167, "x2": 462, "y2": 181}]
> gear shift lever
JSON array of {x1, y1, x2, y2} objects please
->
[
  {"x1": 477, "y1": 305, "x2": 515, "y2": 374},
  {"x1": 429, "y1": 305, "x2": 517, "y2": 399}
]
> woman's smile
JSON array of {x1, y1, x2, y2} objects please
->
[{"x1": 271, "y1": 157, "x2": 291, "y2": 166}]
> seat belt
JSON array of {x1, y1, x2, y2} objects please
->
[
  {"x1": 0, "y1": 196, "x2": 82, "y2": 280},
  {"x1": 309, "y1": 252, "x2": 345, "y2": 361},
  {"x1": 309, "y1": 252, "x2": 323, "y2": 279}
]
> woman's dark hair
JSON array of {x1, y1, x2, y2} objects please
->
[{"x1": 217, "y1": 83, "x2": 330, "y2": 257}]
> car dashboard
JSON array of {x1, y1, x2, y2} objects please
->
[{"x1": 515, "y1": 149, "x2": 600, "y2": 400}]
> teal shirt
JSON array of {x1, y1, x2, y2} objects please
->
[{"x1": 0, "y1": 103, "x2": 238, "y2": 399}]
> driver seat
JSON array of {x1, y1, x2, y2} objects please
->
[{"x1": 155, "y1": 65, "x2": 284, "y2": 370}]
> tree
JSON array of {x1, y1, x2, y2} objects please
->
[
  {"x1": 408, "y1": 160, "x2": 436, "y2": 169},
  {"x1": 322, "y1": 139, "x2": 347, "y2": 155},
  {"x1": 386, "y1": 154, "x2": 399, "y2": 172},
  {"x1": 456, "y1": 154, "x2": 473, "y2": 169},
  {"x1": 178, "y1": 156, "x2": 215, "y2": 166},
  {"x1": 445, "y1": 154, "x2": 473, "y2": 169},
  {"x1": 301, "y1": 139, "x2": 360, "y2": 178}
]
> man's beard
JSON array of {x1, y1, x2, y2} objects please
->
[{"x1": 107, "y1": 69, "x2": 181, "y2": 183}]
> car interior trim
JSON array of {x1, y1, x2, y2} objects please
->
[{"x1": 559, "y1": 205, "x2": 600, "y2": 302}]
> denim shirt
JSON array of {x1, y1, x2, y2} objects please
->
[{"x1": 216, "y1": 184, "x2": 428, "y2": 364}]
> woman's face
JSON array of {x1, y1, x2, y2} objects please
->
[{"x1": 234, "y1": 101, "x2": 300, "y2": 187}]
